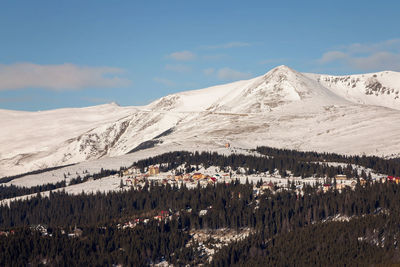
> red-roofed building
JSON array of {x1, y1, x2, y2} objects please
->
[{"x1": 192, "y1": 173, "x2": 205, "y2": 180}]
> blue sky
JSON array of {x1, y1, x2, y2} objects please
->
[{"x1": 1, "y1": 0, "x2": 400, "y2": 111}]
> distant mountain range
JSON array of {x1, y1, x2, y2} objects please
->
[{"x1": 1, "y1": 65, "x2": 400, "y2": 176}]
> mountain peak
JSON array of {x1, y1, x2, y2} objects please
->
[
  {"x1": 274, "y1": 64, "x2": 291, "y2": 70},
  {"x1": 109, "y1": 101, "x2": 120, "y2": 107},
  {"x1": 261, "y1": 65, "x2": 300, "y2": 81},
  {"x1": 268, "y1": 65, "x2": 296, "y2": 73}
]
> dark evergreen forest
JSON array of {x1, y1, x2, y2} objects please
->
[{"x1": 0, "y1": 147, "x2": 399, "y2": 266}]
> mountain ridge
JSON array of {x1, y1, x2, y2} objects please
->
[{"x1": 1, "y1": 65, "x2": 400, "y2": 176}]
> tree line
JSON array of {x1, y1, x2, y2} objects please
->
[
  {"x1": 256, "y1": 146, "x2": 400, "y2": 176},
  {"x1": 132, "y1": 150, "x2": 366, "y2": 178},
  {"x1": 0, "y1": 181, "x2": 66, "y2": 201}
]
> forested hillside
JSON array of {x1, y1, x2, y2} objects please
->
[{"x1": 1, "y1": 148, "x2": 400, "y2": 266}]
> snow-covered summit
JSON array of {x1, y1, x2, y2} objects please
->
[
  {"x1": 1, "y1": 66, "x2": 400, "y2": 177},
  {"x1": 147, "y1": 65, "x2": 351, "y2": 114}
]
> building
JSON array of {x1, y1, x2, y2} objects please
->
[
  {"x1": 174, "y1": 175, "x2": 183, "y2": 181},
  {"x1": 199, "y1": 210, "x2": 208, "y2": 216},
  {"x1": 154, "y1": 210, "x2": 169, "y2": 221},
  {"x1": 335, "y1": 174, "x2": 347, "y2": 180},
  {"x1": 123, "y1": 167, "x2": 141, "y2": 176},
  {"x1": 192, "y1": 173, "x2": 205, "y2": 180},
  {"x1": 388, "y1": 176, "x2": 400, "y2": 184},
  {"x1": 323, "y1": 184, "x2": 332, "y2": 193},
  {"x1": 0, "y1": 231, "x2": 8, "y2": 236},
  {"x1": 260, "y1": 181, "x2": 274, "y2": 191},
  {"x1": 148, "y1": 166, "x2": 160, "y2": 176},
  {"x1": 335, "y1": 183, "x2": 347, "y2": 190},
  {"x1": 68, "y1": 226, "x2": 83, "y2": 238},
  {"x1": 222, "y1": 173, "x2": 230, "y2": 179}
]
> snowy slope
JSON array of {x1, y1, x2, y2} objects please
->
[
  {"x1": 1, "y1": 65, "x2": 400, "y2": 177},
  {"x1": 305, "y1": 71, "x2": 400, "y2": 110},
  {"x1": 0, "y1": 103, "x2": 138, "y2": 175}
]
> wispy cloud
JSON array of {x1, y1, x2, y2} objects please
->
[
  {"x1": 341, "y1": 39, "x2": 400, "y2": 54},
  {"x1": 317, "y1": 39, "x2": 400, "y2": 71},
  {"x1": 165, "y1": 64, "x2": 192, "y2": 73},
  {"x1": 217, "y1": 68, "x2": 252, "y2": 81},
  {"x1": 0, "y1": 63, "x2": 131, "y2": 91},
  {"x1": 203, "y1": 67, "x2": 252, "y2": 81},
  {"x1": 153, "y1": 77, "x2": 176, "y2": 87},
  {"x1": 167, "y1": 50, "x2": 196, "y2": 61},
  {"x1": 201, "y1": 42, "x2": 251, "y2": 50},
  {"x1": 318, "y1": 51, "x2": 348, "y2": 64},
  {"x1": 203, "y1": 68, "x2": 215, "y2": 76},
  {"x1": 348, "y1": 52, "x2": 400, "y2": 71}
]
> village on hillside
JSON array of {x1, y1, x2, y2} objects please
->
[{"x1": 119, "y1": 162, "x2": 397, "y2": 196}]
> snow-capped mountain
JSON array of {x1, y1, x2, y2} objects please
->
[{"x1": 1, "y1": 65, "x2": 400, "y2": 177}]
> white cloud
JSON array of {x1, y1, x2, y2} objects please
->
[
  {"x1": 201, "y1": 42, "x2": 251, "y2": 50},
  {"x1": 167, "y1": 51, "x2": 196, "y2": 61},
  {"x1": 203, "y1": 68, "x2": 215, "y2": 76},
  {"x1": 317, "y1": 39, "x2": 400, "y2": 71},
  {"x1": 165, "y1": 64, "x2": 192, "y2": 73},
  {"x1": 344, "y1": 39, "x2": 400, "y2": 54},
  {"x1": 217, "y1": 68, "x2": 252, "y2": 81},
  {"x1": 318, "y1": 51, "x2": 347, "y2": 64},
  {"x1": 153, "y1": 77, "x2": 176, "y2": 87},
  {"x1": 0, "y1": 62, "x2": 131, "y2": 91},
  {"x1": 349, "y1": 52, "x2": 400, "y2": 71}
]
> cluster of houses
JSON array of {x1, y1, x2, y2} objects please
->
[
  {"x1": 118, "y1": 212, "x2": 170, "y2": 229},
  {"x1": 385, "y1": 176, "x2": 400, "y2": 184},
  {"x1": 31, "y1": 224, "x2": 49, "y2": 236},
  {"x1": 22, "y1": 224, "x2": 84, "y2": 238},
  {"x1": 320, "y1": 175, "x2": 360, "y2": 193},
  {"x1": 120, "y1": 164, "x2": 396, "y2": 197},
  {"x1": 0, "y1": 230, "x2": 14, "y2": 237},
  {"x1": 315, "y1": 174, "x2": 400, "y2": 192},
  {"x1": 118, "y1": 206, "x2": 213, "y2": 230},
  {"x1": 321, "y1": 181, "x2": 357, "y2": 193},
  {"x1": 121, "y1": 165, "x2": 232, "y2": 189},
  {"x1": 255, "y1": 174, "x2": 375, "y2": 195}
]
